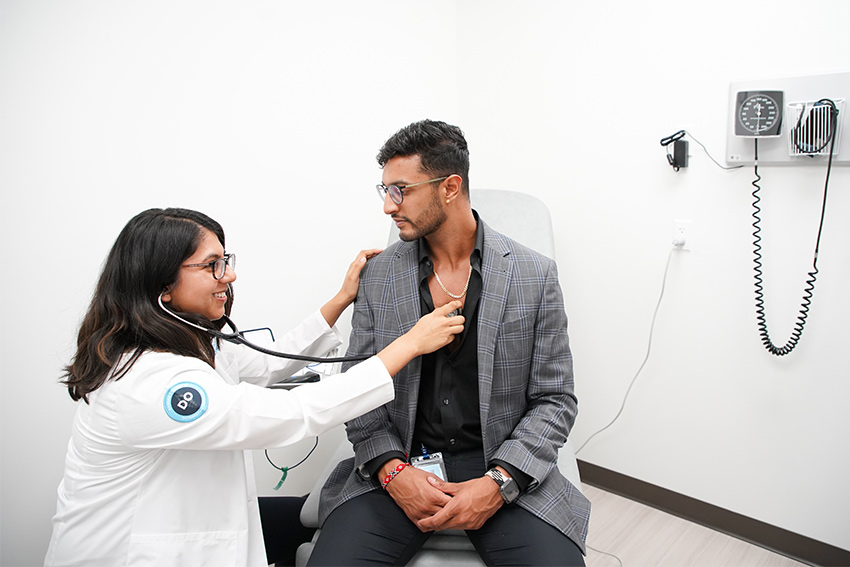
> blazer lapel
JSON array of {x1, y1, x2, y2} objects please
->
[{"x1": 477, "y1": 223, "x2": 512, "y2": 430}]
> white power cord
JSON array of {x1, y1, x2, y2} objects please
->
[{"x1": 575, "y1": 246, "x2": 677, "y2": 455}]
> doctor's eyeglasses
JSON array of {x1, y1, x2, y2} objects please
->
[
  {"x1": 376, "y1": 176, "x2": 449, "y2": 205},
  {"x1": 183, "y1": 253, "x2": 236, "y2": 280}
]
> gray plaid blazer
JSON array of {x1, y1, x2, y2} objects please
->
[{"x1": 319, "y1": 220, "x2": 590, "y2": 552}]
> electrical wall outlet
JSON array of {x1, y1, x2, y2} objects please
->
[{"x1": 673, "y1": 220, "x2": 691, "y2": 250}]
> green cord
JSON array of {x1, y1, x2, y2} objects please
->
[
  {"x1": 274, "y1": 468, "x2": 289, "y2": 491},
  {"x1": 265, "y1": 437, "x2": 318, "y2": 490}
]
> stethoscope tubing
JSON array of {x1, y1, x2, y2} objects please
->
[{"x1": 158, "y1": 294, "x2": 370, "y2": 363}]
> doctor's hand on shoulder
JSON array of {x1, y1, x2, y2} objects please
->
[{"x1": 320, "y1": 248, "x2": 382, "y2": 327}]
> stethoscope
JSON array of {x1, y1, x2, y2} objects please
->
[
  {"x1": 157, "y1": 294, "x2": 370, "y2": 363},
  {"x1": 158, "y1": 292, "x2": 367, "y2": 490}
]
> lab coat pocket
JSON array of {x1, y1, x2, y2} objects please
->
[{"x1": 128, "y1": 530, "x2": 239, "y2": 566}]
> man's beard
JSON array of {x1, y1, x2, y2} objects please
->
[{"x1": 398, "y1": 190, "x2": 447, "y2": 242}]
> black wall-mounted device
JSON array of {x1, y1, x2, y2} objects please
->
[{"x1": 672, "y1": 139, "x2": 689, "y2": 169}]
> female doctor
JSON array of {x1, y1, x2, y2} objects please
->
[{"x1": 45, "y1": 208, "x2": 463, "y2": 567}]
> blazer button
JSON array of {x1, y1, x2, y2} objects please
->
[{"x1": 442, "y1": 398, "x2": 450, "y2": 405}]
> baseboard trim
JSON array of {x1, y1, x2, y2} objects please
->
[{"x1": 577, "y1": 460, "x2": 850, "y2": 567}]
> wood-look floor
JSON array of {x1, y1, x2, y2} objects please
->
[{"x1": 582, "y1": 484, "x2": 807, "y2": 567}]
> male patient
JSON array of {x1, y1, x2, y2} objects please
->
[{"x1": 308, "y1": 119, "x2": 589, "y2": 566}]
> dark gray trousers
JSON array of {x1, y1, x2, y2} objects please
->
[{"x1": 308, "y1": 450, "x2": 584, "y2": 566}]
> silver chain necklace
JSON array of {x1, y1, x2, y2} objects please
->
[{"x1": 433, "y1": 264, "x2": 473, "y2": 299}]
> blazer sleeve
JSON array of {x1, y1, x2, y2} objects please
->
[
  {"x1": 341, "y1": 262, "x2": 408, "y2": 478},
  {"x1": 490, "y1": 259, "x2": 577, "y2": 489}
]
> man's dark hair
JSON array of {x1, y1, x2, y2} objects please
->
[{"x1": 377, "y1": 119, "x2": 470, "y2": 196}]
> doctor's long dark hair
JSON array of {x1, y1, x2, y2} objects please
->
[{"x1": 63, "y1": 208, "x2": 233, "y2": 403}]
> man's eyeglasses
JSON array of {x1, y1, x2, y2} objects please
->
[
  {"x1": 183, "y1": 253, "x2": 236, "y2": 280},
  {"x1": 376, "y1": 176, "x2": 449, "y2": 205}
]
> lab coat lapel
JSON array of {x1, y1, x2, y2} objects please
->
[{"x1": 214, "y1": 349, "x2": 240, "y2": 385}]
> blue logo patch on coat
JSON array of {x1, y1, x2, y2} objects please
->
[{"x1": 164, "y1": 382, "x2": 208, "y2": 422}]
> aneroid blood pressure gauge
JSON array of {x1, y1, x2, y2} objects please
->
[{"x1": 735, "y1": 90, "x2": 784, "y2": 137}]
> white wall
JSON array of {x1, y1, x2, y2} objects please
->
[
  {"x1": 456, "y1": 0, "x2": 850, "y2": 553},
  {"x1": 1, "y1": 1, "x2": 848, "y2": 565}
]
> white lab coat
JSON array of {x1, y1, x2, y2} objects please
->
[{"x1": 45, "y1": 310, "x2": 394, "y2": 567}]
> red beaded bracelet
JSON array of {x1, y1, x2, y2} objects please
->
[{"x1": 381, "y1": 462, "x2": 409, "y2": 489}]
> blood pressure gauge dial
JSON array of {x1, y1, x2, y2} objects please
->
[{"x1": 735, "y1": 90, "x2": 784, "y2": 137}]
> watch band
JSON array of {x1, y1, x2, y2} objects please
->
[
  {"x1": 485, "y1": 468, "x2": 520, "y2": 504},
  {"x1": 486, "y1": 468, "x2": 508, "y2": 484}
]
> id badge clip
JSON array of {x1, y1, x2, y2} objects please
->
[{"x1": 410, "y1": 452, "x2": 447, "y2": 481}]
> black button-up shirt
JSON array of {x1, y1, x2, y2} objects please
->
[{"x1": 413, "y1": 220, "x2": 484, "y2": 453}]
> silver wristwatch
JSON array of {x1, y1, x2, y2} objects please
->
[{"x1": 485, "y1": 468, "x2": 520, "y2": 504}]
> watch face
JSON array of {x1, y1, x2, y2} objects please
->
[
  {"x1": 500, "y1": 477, "x2": 520, "y2": 503},
  {"x1": 735, "y1": 91, "x2": 783, "y2": 137},
  {"x1": 487, "y1": 468, "x2": 520, "y2": 503}
]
